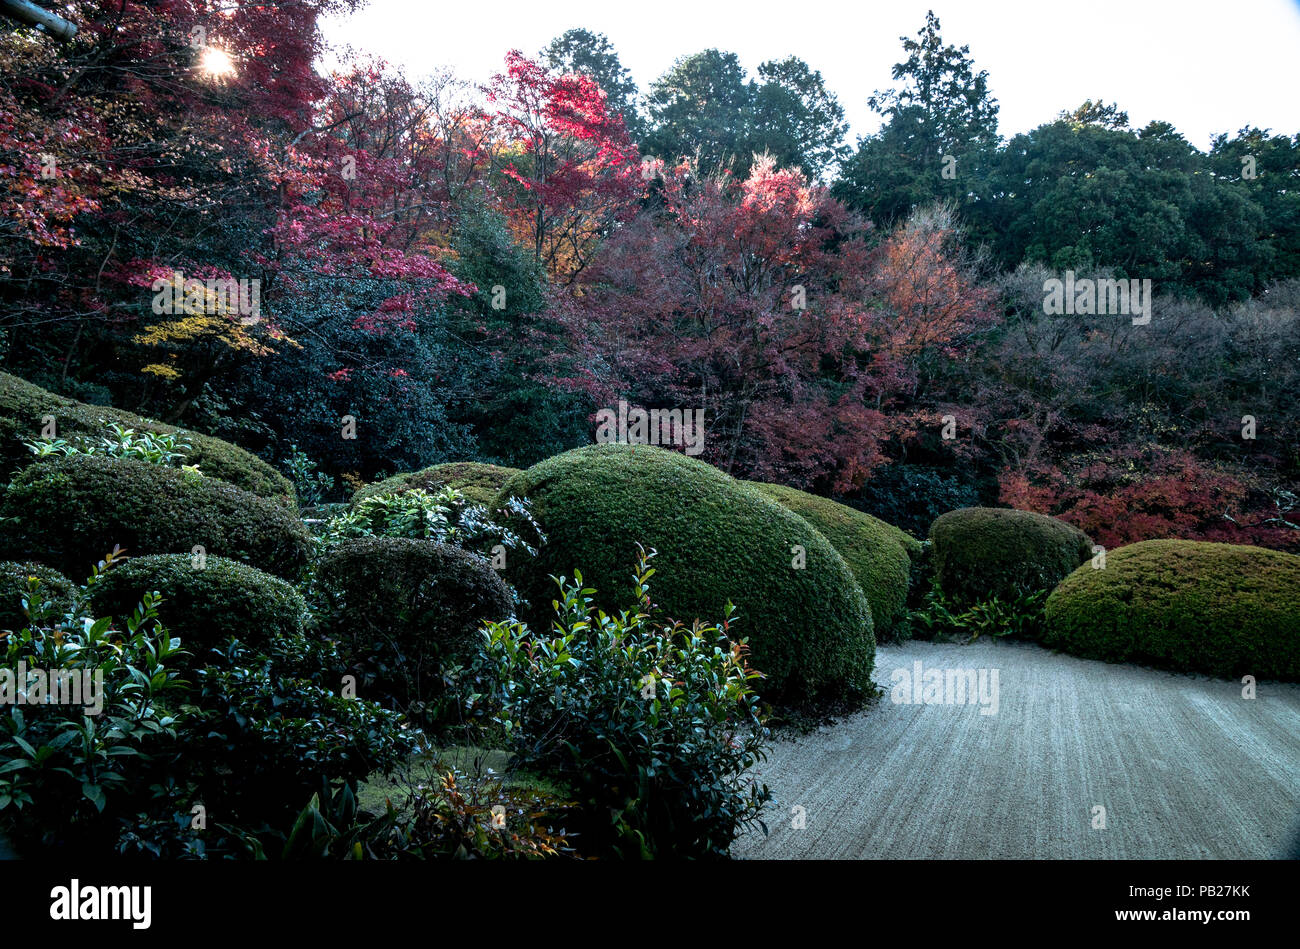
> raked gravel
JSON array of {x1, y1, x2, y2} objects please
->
[{"x1": 734, "y1": 638, "x2": 1300, "y2": 859}]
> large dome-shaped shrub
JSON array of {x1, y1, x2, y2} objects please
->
[
  {"x1": 0, "y1": 455, "x2": 310, "y2": 580},
  {"x1": 353, "y1": 461, "x2": 520, "y2": 506},
  {"x1": 1044, "y1": 540, "x2": 1300, "y2": 680},
  {"x1": 929, "y1": 507, "x2": 1093, "y2": 606},
  {"x1": 0, "y1": 371, "x2": 294, "y2": 505},
  {"x1": 495, "y1": 444, "x2": 874, "y2": 704},
  {"x1": 90, "y1": 554, "x2": 305, "y2": 658},
  {"x1": 315, "y1": 537, "x2": 513, "y2": 708},
  {"x1": 0, "y1": 561, "x2": 72, "y2": 629},
  {"x1": 747, "y1": 481, "x2": 916, "y2": 640}
]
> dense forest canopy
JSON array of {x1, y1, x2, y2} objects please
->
[{"x1": 1, "y1": 3, "x2": 1296, "y2": 550}]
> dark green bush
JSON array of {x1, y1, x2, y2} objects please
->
[
  {"x1": 852, "y1": 463, "x2": 983, "y2": 538},
  {"x1": 182, "y1": 633, "x2": 418, "y2": 841},
  {"x1": 0, "y1": 371, "x2": 294, "y2": 504},
  {"x1": 315, "y1": 536, "x2": 513, "y2": 716},
  {"x1": 0, "y1": 586, "x2": 193, "y2": 856},
  {"x1": 354, "y1": 461, "x2": 521, "y2": 506},
  {"x1": 748, "y1": 480, "x2": 916, "y2": 640},
  {"x1": 1044, "y1": 540, "x2": 1300, "y2": 680},
  {"x1": 481, "y1": 547, "x2": 770, "y2": 858},
  {"x1": 494, "y1": 444, "x2": 874, "y2": 705},
  {"x1": 0, "y1": 552, "x2": 417, "y2": 858},
  {"x1": 0, "y1": 455, "x2": 311, "y2": 580},
  {"x1": 929, "y1": 507, "x2": 1093, "y2": 607},
  {"x1": 0, "y1": 561, "x2": 71, "y2": 629},
  {"x1": 89, "y1": 554, "x2": 305, "y2": 658}
]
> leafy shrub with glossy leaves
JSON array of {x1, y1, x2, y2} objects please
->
[
  {"x1": 1, "y1": 550, "x2": 418, "y2": 858},
  {"x1": 0, "y1": 562, "x2": 193, "y2": 856},
  {"x1": 181, "y1": 633, "x2": 420, "y2": 838},
  {"x1": 480, "y1": 547, "x2": 771, "y2": 858},
  {"x1": 26, "y1": 421, "x2": 198, "y2": 472}
]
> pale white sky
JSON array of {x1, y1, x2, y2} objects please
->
[{"x1": 321, "y1": 0, "x2": 1300, "y2": 150}]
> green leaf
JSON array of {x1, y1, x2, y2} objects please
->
[
  {"x1": 10, "y1": 736, "x2": 36, "y2": 758},
  {"x1": 82, "y1": 782, "x2": 107, "y2": 812}
]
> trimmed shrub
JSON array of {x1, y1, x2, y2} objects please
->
[
  {"x1": 315, "y1": 536, "x2": 514, "y2": 709},
  {"x1": 0, "y1": 371, "x2": 294, "y2": 505},
  {"x1": 747, "y1": 481, "x2": 915, "y2": 640},
  {"x1": 929, "y1": 507, "x2": 1093, "y2": 607},
  {"x1": 890, "y1": 527, "x2": 925, "y2": 562},
  {"x1": 494, "y1": 444, "x2": 874, "y2": 704},
  {"x1": 353, "y1": 461, "x2": 521, "y2": 506},
  {"x1": 0, "y1": 455, "x2": 311, "y2": 580},
  {"x1": 0, "y1": 561, "x2": 72, "y2": 629},
  {"x1": 89, "y1": 554, "x2": 305, "y2": 657},
  {"x1": 1044, "y1": 540, "x2": 1300, "y2": 680}
]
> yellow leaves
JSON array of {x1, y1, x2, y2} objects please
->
[
  {"x1": 133, "y1": 273, "x2": 277, "y2": 381},
  {"x1": 134, "y1": 310, "x2": 272, "y2": 357},
  {"x1": 141, "y1": 362, "x2": 181, "y2": 380},
  {"x1": 136, "y1": 309, "x2": 224, "y2": 345}
]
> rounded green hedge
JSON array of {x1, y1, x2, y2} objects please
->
[
  {"x1": 315, "y1": 536, "x2": 514, "y2": 706},
  {"x1": 747, "y1": 481, "x2": 915, "y2": 640},
  {"x1": 1044, "y1": 540, "x2": 1300, "y2": 680},
  {"x1": 495, "y1": 444, "x2": 874, "y2": 704},
  {"x1": 89, "y1": 554, "x2": 305, "y2": 657},
  {"x1": 929, "y1": 507, "x2": 1093, "y2": 606},
  {"x1": 353, "y1": 461, "x2": 521, "y2": 506},
  {"x1": 0, "y1": 371, "x2": 294, "y2": 505},
  {"x1": 0, "y1": 455, "x2": 311, "y2": 581},
  {"x1": 0, "y1": 561, "x2": 72, "y2": 629}
]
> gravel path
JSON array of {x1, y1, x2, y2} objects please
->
[{"x1": 735, "y1": 638, "x2": 1300, "y2": 859}]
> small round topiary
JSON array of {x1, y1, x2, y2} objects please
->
[
  {"x1": 353, "y1": 461, "x2": 521, "y2": 507},
  {"x1": 315, "y1": 536, "x2": 514, "y2": 704},
  {"x1": 494, "y1": 444, "x2": 875, "y2": 705},
  {"x1": 0, "y1": 562, "x2": 72, "y2": 629},
  {"x1": 0, "y1": 371, "x2": 294, "y2": 505},
  {"x1": 747, "y1": 481, "x2": 916, "y2": 640},
  {"x1": 1044, "y1": 539, "x2": 1300, "y2": 680},
  {"x1": 0, "y1": 455, "x2": 311, "y2": 581},
  {"x1": 929, "y1": 507, "x2": 1093, "y2": 607},
  {"x1": 89, "y1": 554, "x2": 305, "y2": 658}
]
